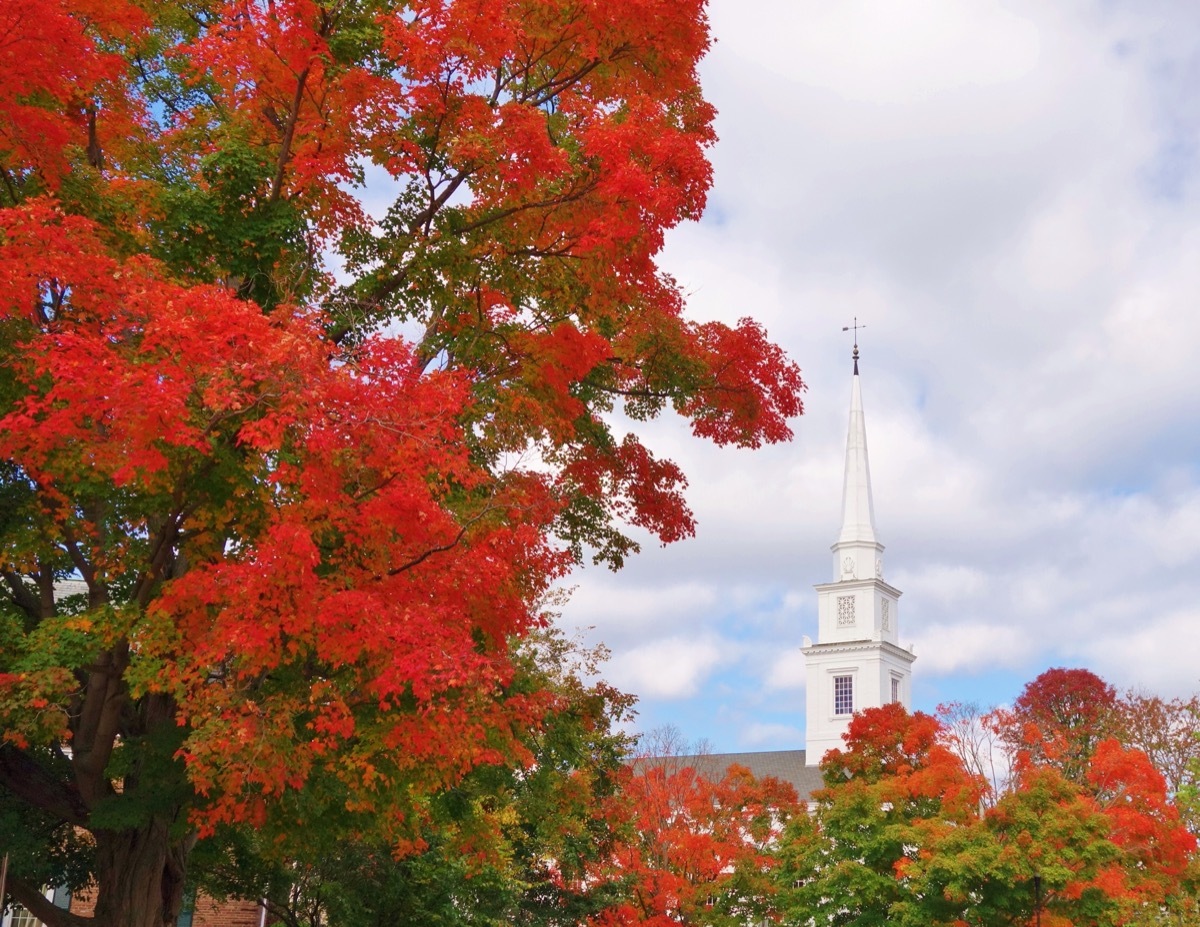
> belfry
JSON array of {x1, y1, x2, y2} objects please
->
[{"x1": 803, "y1": 342, "x2": 915, "y2": 764}]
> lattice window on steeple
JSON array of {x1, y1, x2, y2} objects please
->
[
  {"x1": 837, "y1": 595, "x2": 856, "y2": 627},
  {"x1": 881, "y1": 598, "x2": 890, "y2": 631}
]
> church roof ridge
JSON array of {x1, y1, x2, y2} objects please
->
[{"x1": 637, "y1": 749, "x2": 824, "y2": 799}]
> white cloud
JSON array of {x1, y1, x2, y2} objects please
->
[
  {"x1": 894, "y1": 564, "x2": 990, "y2": 610},
  {"x1": 717, "y1": 0, "x2": 1043, "y2": 104},
  {"x1": 741, "y1": 722, "x2": 806, "y2": 749},
  {"x1": 561, "y1": 579, "x2": 717, "y2": 640},
  {"x1": 764, "y1": 649, "x2": 809, "y2": 692},
  {"x1": 606, "y1": 636, "x2": 730, "y2": 700},
  {"x1": 1082, "y1": 606, "x2": 1200, "y2": 698},
  {"x1": 912, "y1": 622, "x2": 1033, "y2": 675}
]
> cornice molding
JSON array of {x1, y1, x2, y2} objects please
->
[
  {"x1": 814, "y1": 577, "x2": 903, "y2": 597},
  {"x1": 801, "y1": 639, "x2": 916, "y2": 663}
]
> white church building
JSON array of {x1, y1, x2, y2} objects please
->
[{"x1": 681, "y1": 344, "x2": 915, "y2": 794}]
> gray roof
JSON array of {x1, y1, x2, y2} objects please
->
[{"x1": 639, "y1": 749, "x2": 825, "y2": 800}]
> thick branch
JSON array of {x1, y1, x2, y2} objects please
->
[
  {"x1": 85, "y1": 103, "x2": 103, "y2": 170},
  {"x1": 1, "y1": 570, "x2": 44, "y2": 620},
  {"x1": 269, "y1": 65, "x2": 312, "y2": 203},
  {"x1": 0, "y1": 164, "x2": 19, "y2": 205},
  {"x1": 267, "y1": 5, "x2": 336, "y2": 203},
  {"x1": 0, "y1": 743, "x2": 90, "y2": 828},
  {"x1": 58, "y1": 525, "x2": 97, "y2": 600},
  {"x1": 132, "y1": 506, "x2": 189, "y2": 609},
  {"x1": 412, "y1": 169, "x2": 472, "y2": 235},
  {"x1": 5, "y1": 874, "x2": 92, "y2": 927},
  {"x1": 262, "y1": 895, "x2": 304, "y2": 927},
  {"x1": 71, "y1": 641, "x2": 131, "y2": 806}
]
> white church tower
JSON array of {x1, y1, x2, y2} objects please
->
[{"x1": 804, "y1": 342, "x2": 914, "y2": 765}]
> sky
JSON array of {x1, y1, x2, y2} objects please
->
[{"x1": 556, "y1": 0, "x2": 1200, "y2": 752}]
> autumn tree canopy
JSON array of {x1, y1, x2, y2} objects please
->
[
  {"x1": 0, "y1": 1, "x2": 804, "y2": 926},
  {"x1": 591, "y1": 752, "x2": 800, "y2": 927},
  {"x1": 994, "y1": 667, "x2": 1120, "y2": 783},
  {"x1": 193, "y1": 629, "x2": 637, "y2": 927},
  {"x1": 775, "y1": 703, "x2": 988, "y2": 927},
  {"x1": 776, "y1": 699, "x2": 1197, "y2": 927},
  {"x1": 1114, "y1": 690, "x2": 1200, "y2": 824}
]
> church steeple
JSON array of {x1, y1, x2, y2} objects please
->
[
  {"x1": 803, "y1": 339, "x2": 914, "y2": 765},
  {"x1": 830, "y1": 345, "x2": 882, "y2": 584},
  {"x1": 837, "y1": 348, "x2": 877, "y2": 547}
]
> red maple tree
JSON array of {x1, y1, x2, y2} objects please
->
[
  {"x1": 993, "y1": 667, "x2": 1120, "y2": 784},
  {"x1": 0, "y1": 2, "x2": 804, "y2": 926}
]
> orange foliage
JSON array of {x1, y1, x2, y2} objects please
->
[{"x1": 591, "y1": 762, "x2": 799, "y2": 927}]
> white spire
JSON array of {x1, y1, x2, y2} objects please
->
[{"x1": 837, "y1": 348, "x2": 877, "y2": 547}]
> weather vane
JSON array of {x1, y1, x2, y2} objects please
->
[{"x1": 842, "y1": 317, "x2": 865, "y2": 373}]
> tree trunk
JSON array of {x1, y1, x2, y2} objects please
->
[{"x1": 91, "y1": 817, "x2": 189, "y2": 927}]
